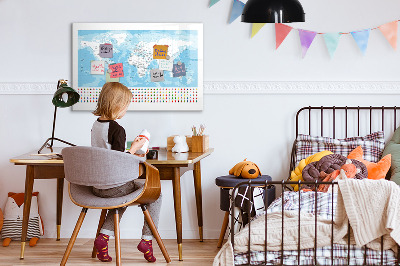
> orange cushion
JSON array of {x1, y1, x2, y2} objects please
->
[{"x1": 347, "y1": 146, "x2": 391, "y2": 180}]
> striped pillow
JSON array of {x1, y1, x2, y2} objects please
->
[{"x1": 294, "y1": 131, "x2": 385, "y2": 166}]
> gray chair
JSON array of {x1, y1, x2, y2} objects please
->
[{"x1": 60, "y1": 146, "x2": 171, "y2": 265}]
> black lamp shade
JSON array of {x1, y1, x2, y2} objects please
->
[
  {"x1": 52, "y1": 84, "x2": 80, "y2": 108},
  {"x1": 241, "y1": 0, "x2": 305, "y2": 23}
]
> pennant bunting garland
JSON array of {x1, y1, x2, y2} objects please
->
[
  {"x1": 378, "y1": 21, "x2": 398, "y2": 50},
  {"x1": 251, "y1": 23, "x2": 266, "y2": 38},
  {"x1": 275, "y1": 23, "x2": 293, "y2": 49},
  {"x1": 298, "y1": 30, "x2": 317, "y2": 58},
  {"x1": 229, "y1": 0, "x2": 245, "y2": 24},
  {"x1": 351, "y1": 29, "x2": 370, "y2": 55},
  {"x1": 209, "y1": 0, "x2": 220, "y2": 8},
  {"x1": 323, "y1": 33, "x2": 341, "y2": 58}
]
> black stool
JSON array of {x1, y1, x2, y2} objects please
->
[{"x1": 215, "y1": 175, "x2": 275, "y2": 248}]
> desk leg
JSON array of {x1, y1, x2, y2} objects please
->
[
  {"x1": 56, "y1": 178, "x2": 64, "y2": 241},
  {"x1": 20, "y1": 165, "x2": 35, "y2": 259},
  {"x1": 172, "y1": 167, "x2": 183, "y2": 261},
  {"x1": 193, "y1": 161, "x2": 203, "y2": 242}
]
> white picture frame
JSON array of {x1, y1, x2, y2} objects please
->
[{"x1": 72, "y1": 23, "x2": 203, "y2": 111}]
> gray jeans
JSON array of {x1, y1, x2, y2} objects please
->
[{"x1": 92, "y1": 180, "x2": 162, "y2": 240}]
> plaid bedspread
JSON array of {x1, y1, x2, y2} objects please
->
[
  {"x1": 234, "y1": 191, "x2": 397, "y2": 265},
  {"x1": 234, "y1": 244, "x2": 397, "y2": 265}
]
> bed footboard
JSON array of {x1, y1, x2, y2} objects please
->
[{"x1": 230, "y1": 180, "x2": 400, "y2": 266}]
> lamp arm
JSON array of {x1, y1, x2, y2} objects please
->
[
  {"x1": 50, "y1": 105, "x2": 57, "y2": 148},
  {"x1": 37, "y1": 105, "x2": 76, "y2": 153}
]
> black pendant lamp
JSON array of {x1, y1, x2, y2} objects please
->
[{"x1": 242, "y1": 0, "x2": 305, "y2": 23}]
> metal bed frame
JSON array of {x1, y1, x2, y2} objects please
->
[{"x1": 230, "y1": 106, "x2": 400, "y2": 266}]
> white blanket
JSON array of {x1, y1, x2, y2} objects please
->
[
  {"x1": 335, "y1": 178, "x2": 400, "y2": 251},
  {"x1": 213, "y1": 179, "x2": 400, "y2": 266}
]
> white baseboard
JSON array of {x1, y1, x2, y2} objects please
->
[{"x1": 1, "y1": 81, "x2": 400, "y2": 94}]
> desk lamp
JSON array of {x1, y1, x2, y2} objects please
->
[
  {"x1": 38, "y1": 79, "x2": 80, "y2": 154},
  {"x1": 241, "y1": 0, "x2": 305, "y2": 23}
]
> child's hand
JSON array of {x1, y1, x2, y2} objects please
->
[{"x1": 128, "y1": 137, "x2": 147, "y2": 155}]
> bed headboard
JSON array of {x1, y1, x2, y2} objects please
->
[{"x1": 290, "y1": 106, "x2": 400, "y2": 179}]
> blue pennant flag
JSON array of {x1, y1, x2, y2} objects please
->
[
  {"x1": 351, "y1": 29, "x2": 371, "y2": 55},
  {"x1": 229, "y1": 0, "x2": 245, "y2": 24},
  {"x1": 209, "y1": 0, "x2": 221, "y2": 7},
  {"x1": 323, "y1": 33, "x2": 341, "y2": 58}
]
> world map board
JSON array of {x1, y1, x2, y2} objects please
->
[{"x1": 72, "y1": 23, "x2": 203, "y2": 110}]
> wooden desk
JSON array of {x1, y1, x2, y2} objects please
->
[{"x1": 10, "y1": 147, "x2": 213, "y2": 261}]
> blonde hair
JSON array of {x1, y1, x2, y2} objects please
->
[{"x1": 93, "y1": 82, "x2": 132, "y2": 120}]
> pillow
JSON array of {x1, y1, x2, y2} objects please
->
[
  {"x1": 295, "y1": 131, "x2": 385, "y2": 166},
  {"x1": 302, "y1": 154, "x2": 368, "y2": 190},
  {"x1": 382, "y1": 126, "x2": 400, "y2": 184},
  {"x1": 348, "y1": 146, "x2": 391, "y2": 180},
  {"x1": 289, "y1": 150, "x2": 333, "y2": 191}
]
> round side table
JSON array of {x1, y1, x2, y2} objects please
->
[{"x1": 215, "y1": 175, "x2": 275, "y2": 248}]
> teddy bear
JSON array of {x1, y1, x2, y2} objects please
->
[
  {"x1": 172, "y1": 135, "x2": 189, "y2": 153},
  {"x1": 229, "y1": 159, "x2": 261, "y2": 179},
  {"x1": 1, "y1": 192, "x2": 44, "y2": 247}
]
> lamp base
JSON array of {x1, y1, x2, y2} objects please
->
[{"x1": 38, "y1": 137, "x2": 76, "y2": 154}]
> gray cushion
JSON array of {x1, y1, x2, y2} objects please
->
[
  {"x1": 382, "y1": 126, "x2": 400, "y2": 184},
  {"x1": 69, "y1": 180, "x2": 145, "y2": 208}
]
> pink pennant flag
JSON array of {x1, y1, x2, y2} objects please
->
[
  {"x1": 275, "y1": 23, "x2": 293, "y2": 49},
  {"x1": 298, "y1": 29, "x2": 318, "y2": 58},
  {"x1": 378, "y1": 21, "x2": 398, "y2": 50}
]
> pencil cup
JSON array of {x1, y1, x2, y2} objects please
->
[{"x1": 191, "y1": 135, "x2": 209, "y2": 153}]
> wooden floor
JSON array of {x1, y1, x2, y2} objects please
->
[{"x1": 0, "y1": 239, "x2": 221, "y2": 265}]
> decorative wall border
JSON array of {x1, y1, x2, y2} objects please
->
[{"x1": 1, "y1": 81, "x2": 400, "y2": 95}]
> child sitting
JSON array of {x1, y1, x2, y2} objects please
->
[{"x1": 91, "y1": 82, "x2": 161, "y2": 263}]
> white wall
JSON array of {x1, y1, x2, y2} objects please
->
[{"x1": 1, "y1": 0, "x2": 400, "y2": 239}]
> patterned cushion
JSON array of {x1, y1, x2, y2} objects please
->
[{"x1": 295, "y1": 131, "x2": 385, "y2": 166}]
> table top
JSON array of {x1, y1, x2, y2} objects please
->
[{"x1": 10, "y1": 147, "x2": 214, "y2": 166}]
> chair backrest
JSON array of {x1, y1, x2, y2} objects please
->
[{"x1": 62, "y1": 146, "x2": 145, "y2": 187}]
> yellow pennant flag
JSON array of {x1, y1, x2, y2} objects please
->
[{"x1": 251, "y1": 23, "x2": 266, "y2": 38}]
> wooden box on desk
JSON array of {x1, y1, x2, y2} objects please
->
[
  {"x1": 167, "y1": 136, "x2": 193, "y2": 151},
  {"x1": 191, "y1": 135, "x2": 209, "y2": 153}
]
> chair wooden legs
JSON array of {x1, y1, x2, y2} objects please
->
[
  {"x1": 217, "y1": 211, "x2": 230, "y2": 248},
  {"x1": 141, "y1": 205, "x2": 171, "y2": 263},
  {"x1": 60, "y1": 208, "x2": 88, "y2": 266},
  {"x1": 62, "y1": 207, "x2": 169, "y2": 265},
  {"x1": 114, "y1": 210, "x2": 121, "y2": 266},
  {"x1": 91, "y1": 209, "x2": 108, "y2": 258}
]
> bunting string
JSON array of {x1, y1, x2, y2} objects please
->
[
  {"x1": 209, "y1": 0, "x2": 400, "y2": 58},
  {"x1": 284, "y1": 20, "x2": 400, "y2": 35}
]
